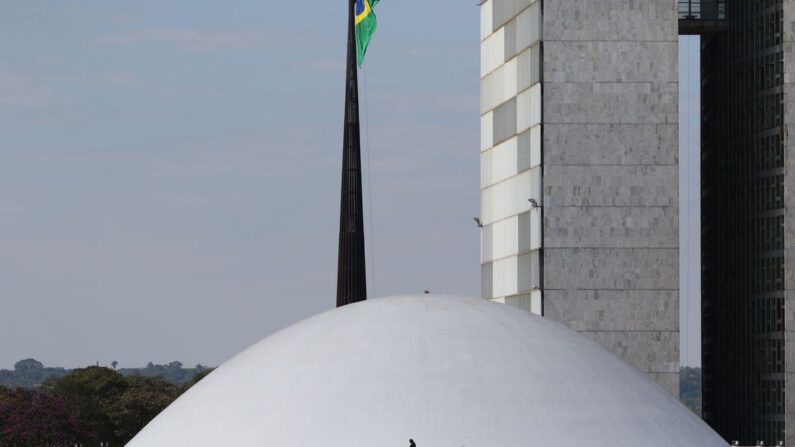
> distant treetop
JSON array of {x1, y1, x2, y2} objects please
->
[
  {"x1": 0, "y1": 359, "x2": 213, "y2": 389},
  {"x1": 14, "y1": 358, "x2": 44, "y2": 371}
]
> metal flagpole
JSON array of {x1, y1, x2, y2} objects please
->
[{"x1": 336, "y1": 0, "x2": 367, "y2": 307}]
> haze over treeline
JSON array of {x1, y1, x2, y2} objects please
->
[
  {"x1": 0, "y1": 358, "x2": 210, "y2": 388},
  {"x1": 1, "y1": 358, "x2": 704, "y2": 417}
]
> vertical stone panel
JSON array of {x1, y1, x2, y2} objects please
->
[{"x1": 541, "y1": 0, "x2": 679, "y2": 396}]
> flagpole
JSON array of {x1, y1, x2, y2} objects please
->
[{"x1": 336, "y1": 0, "x2": 367, "y2": 307}]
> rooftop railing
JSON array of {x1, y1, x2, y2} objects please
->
[{"x1": 678, "y1": 0, "x2": 727, "y2": 21}]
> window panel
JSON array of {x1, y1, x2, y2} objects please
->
[
  {"x1": 492, "y1": 255, "x2": 518, "y2": 298},
  {"x1": 481, "y1": 27, "x2": 505, "y2": 78},
  {"x1": 492, "y1": 0, "x2": 533, "y2": 31},
  {"x1": 503, "y1": 290, "x2": 542, "y2": 315},
  {"x1": 515, "y1": 2, "x2": 540, "y2": 54},
  {"x1": 480, "y1": 58, "x2": 518, "y2": 113},
  {"x1": 517, "y1": 250, "x2": 540, "y2": 293},
  {"x1": 480, "y1": 168, "x2": 539, "y2": 225},
  {"x1": 481, "y1": 262, "x2": 493, "y2": 299},
  {"x1": 504, "y1": 20, "x2": 517, "y2": 61},
  {"x1": 493, "y1": 98, "x2": 517, "y2": 145},
  {"x1": 481, "y1": 111, "x2": 494, "y2": 152},
  {"x1": 480, "y1": 0, "x2": 493, "y2": 41},
  {"x1": 517, "y1": 45, "x2": 540, "y2": 92},
  {"x1": 482, "y1": 136, "x2": 518, "y2": 189},
  {"x1": 516, "y1": 83, "x2": 541, "y2": 133}
]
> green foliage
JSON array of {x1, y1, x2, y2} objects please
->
[
  {"x1": 0, "y1": 385, "x2": 10, "y2": 404},
  {"x1": 44, "y1": 366, "x2": 129, "y2": 445},
  {"x1": 0, "y1": 361, "x2": 216, "y2": 445},
  {"x1": 106, "y1": 376, "x2": 180, "y2": 443},
  {"x1": 180, "y1": 367, "x2": 215, "y2": 393}
]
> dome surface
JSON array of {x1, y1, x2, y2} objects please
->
[{"x1": 128, "y1": 295, "x2": 726, "y2": 447}]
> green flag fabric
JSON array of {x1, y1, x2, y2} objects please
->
[{"x1": 355, "y1": 0, "x2": 379, "y2": 67}]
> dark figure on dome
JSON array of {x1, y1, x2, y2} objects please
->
[{"x1": 409, "y1": 439, "x2": 416, "y2": 447}]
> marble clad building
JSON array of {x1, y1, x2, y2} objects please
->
[
  {"x1": 479, "y1": 0, "x2": 795, "y2": 444},
  {"x1": 479, "y1": 0, "x2": 680, "y2": 395}
]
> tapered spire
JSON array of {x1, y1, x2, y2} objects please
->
[{"x1": 336, "y1": 0, "x2": 367, "y2": 307}]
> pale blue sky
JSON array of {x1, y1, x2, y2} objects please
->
[
  {"x1": 679, "y1": 36, "x2": 701, "y2": 367},
  {"x1": 0, "y1": 2, "x2": 701, "y2": 368},
  {"x1": 0, "y1": 0, "x2": 480, "y2": 369}
]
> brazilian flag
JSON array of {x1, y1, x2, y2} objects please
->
[{"x1": 355, "y1": 0, "x2": 379, "y2": 67}]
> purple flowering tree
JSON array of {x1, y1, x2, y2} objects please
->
[{"x1": 0, "y1": 388, "x2": 87, "y2": 447}]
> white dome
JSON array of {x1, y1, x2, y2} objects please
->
[{"x1": 128, "y1": 295, "x2": 726, "y2": 447}]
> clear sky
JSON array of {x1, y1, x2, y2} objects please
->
[
  {"x1": 0, "y1": 2, "x2": 702, "y2": 369},
  {"x1": 679, "y1": 36, "x2": 701, "y2": 367}
]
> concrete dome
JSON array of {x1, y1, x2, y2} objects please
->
[{"x1": 127, "y1": 295, "x2": 726, "y2": 447}]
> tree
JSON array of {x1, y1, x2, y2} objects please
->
[
  {"x1": 0, "y1": 388, "x2": 85, "y2": 447},
  {"x1": 13, "y1": 359, "x2": 43, "y2": 372},
  {"x1": 44, "y1": 366, "x2": 128, "y2": 445},
  {"x1": 111, "y1": 361, "x2": 118, "y2": 370},
  {"x1": 107, "y1": 376, "x2": 180, "y2": 443},
  {"x1": 0, "y1": 363, "x2": 209, "y2": 443},
  {"x1": 7, "y1": 359, "x2": 46, "y2": 389},
  {"x1": 0, "y1": 359, "x2": 68, "y2": 388},
  {"x1": 0, "y1": 385, "x2": 10, "y2": 404},
  {"x1": 181, "y1": 367, "x2": 215, "y2": 393}
]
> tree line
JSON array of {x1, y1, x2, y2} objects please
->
[
  {"x1": 0, "y1": 360, "x2": 213, "y2": 446},
  {"x1": 0, "y1": 358, "x2": 208, "y2": 389},
  {"x1": 0, "y1": 359, "x2": 702, "y2": 446}
]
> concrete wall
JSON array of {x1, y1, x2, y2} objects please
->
[{"x1": 541, "y1": 0, "x2": 680, "y2": 395}]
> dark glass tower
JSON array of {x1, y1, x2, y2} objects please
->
[
  {"x1": 700, "y1": 0, "x2": 789, "y2": 444},
  {"x1": 336, "y1": 0, "x2": 367, "y2": 307}
]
